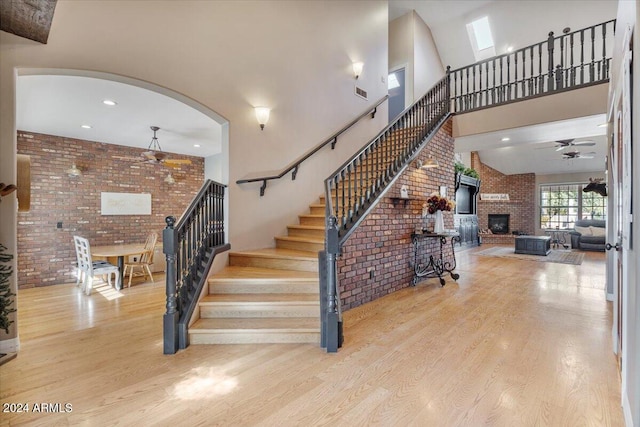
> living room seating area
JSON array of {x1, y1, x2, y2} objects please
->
[{"x1": 569, "y1": 219, "x2": 606, "y2": 251}]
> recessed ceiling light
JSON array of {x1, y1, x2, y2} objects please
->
[
  {"x1": 81, "y1": 124, "x2": 92, "y2": 129},
  {"x1": 506, "y1": 46, "x2": 514, "y2": 53},
  {"x1": 102, "y1": 99, "x2": 117, "y2": 106},
  {"x1": 193, "y1": 144, "x2": 201, "y2": 148},
  {"x1": 501, "y1": 137, "x2": 510, "y2": 142}
]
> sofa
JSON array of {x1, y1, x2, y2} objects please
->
[{"x1": 569, "y1": 219, "x2": 606, "y2": 251}]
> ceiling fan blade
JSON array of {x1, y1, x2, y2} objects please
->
[
  {"x1": 578, "y1": 155, "x2": 594, "y2": 159},
  {"x1": 164, "y1": 159, "x2": 192, "y2": 165},
  {"x1": 573, "y1": 141, "x2": 595, "y2": 146},
  {"x1": 556, "y1": 145, "x2": 567, "y2": 151}
]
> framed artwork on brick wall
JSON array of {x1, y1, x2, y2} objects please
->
[{"x1": 101, "y1": 192, "x2": 151, "y2": 215}]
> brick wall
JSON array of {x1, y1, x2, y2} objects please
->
[
  {"x1": 471, "y1": 152, "x2": 536, "y2": 235},
  {"x1": 17, "y1": 131, "x2": 204, "y2": 289},
  {"x1": 338, "y1": 120, "x2": 455, "y2": 311}
]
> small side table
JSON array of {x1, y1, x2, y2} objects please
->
[
  {"x1": 410, "y1": 232, "x2": 461, "y2": 286},
  {"x1": 545, "y1": 229, "x2": 569, "y2": 249}
]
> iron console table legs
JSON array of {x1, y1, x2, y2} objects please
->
[{"x1": 411, "y1": 232, "x2": 461, "y2": 286}]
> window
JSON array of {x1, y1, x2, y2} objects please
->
[
  {"x1": 540, "y1": 184, "x2": 607, "y2": 229},
  {"x1": 466, "y1": 16, "x2": 496, "y2": 61}
]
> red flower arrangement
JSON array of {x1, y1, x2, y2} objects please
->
[{"x1": 424, "y1": 193, "x2": 455, "y2": 215}]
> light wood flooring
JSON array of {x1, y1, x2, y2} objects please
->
[{"x1": 0, "y1": 246, "x2": 623, "y2": 426}]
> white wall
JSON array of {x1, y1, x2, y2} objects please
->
[
  {"x1": 0, "y1": 0, "x2": 389, "y2": 340},
  {"x1": 389, "y1": 11, "x2": 445, "y2": 107}
]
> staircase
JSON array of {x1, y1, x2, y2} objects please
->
[
  {"x1": 188, "y1": 125, "x2": 431, "y2": 346},
  {"x1": 188, "y1": 201, "x2": 326, "y2": 345}
]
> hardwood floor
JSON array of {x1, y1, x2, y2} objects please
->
[{"x1": 0, "y1": 246, "x2": 623, "y2": 426}]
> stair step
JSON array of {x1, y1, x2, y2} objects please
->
[
  {"x1": 199, "y1": 294, "x2": 319, "y2": 318},
  {"x1": 275, "y1": 236, "x2": 324, "y2": 252},
  {"x1": 286, "y1": 225, "x2": 325, "y2": 238},
  {"x1": 309, "y1": 204, "x2": 326, "y2": 215},
  {"x1": 229, "y1": 248, "x2": 318, "y2": 272},
  {"x1": 208, "y1": 266, "x2": 318, "y2": 294},
  {"x1": 298, "y1": 214, "x2": 325, "y2": 226},
  {"x1": 189, "y1": 317, "x2": 320, "y2": 344}
]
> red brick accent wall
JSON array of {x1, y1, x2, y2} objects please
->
[
  {"x1": 471, "y1": 152, "x2": 535, "y2": 234},
  {"x1": 16, "y1": 131, "x2": 204, "y2": 289},
  {"x1": 338, "y1": 120, "x2": 456, "y2": 311}
]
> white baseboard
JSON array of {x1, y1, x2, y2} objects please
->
[{"x1": 0, "y1": 337, "x2": 20, "y2": 354}]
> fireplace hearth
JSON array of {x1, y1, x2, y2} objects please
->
[{"x1": 488, "y1": 214, "x2": 510, "y2": 234}]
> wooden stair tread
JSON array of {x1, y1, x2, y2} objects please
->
[
  {"x1": 287, "y1": 225, "x2": 325, "y2": 231},
  {"x1": 209, "y1": 266, "x2": 318, "y2": 281},
  {"x1": 275, "y1": 235, "x2": 323, "y2": 243},
  {"x1": 191, "y1": 317, "x2": 319, "y2": 331},
  {"x1": 229, "y1": 248, "x2": 317, "y2": 260},
  {"x1": 202, "y1": 294, "x2": 318, "y2": 303}
]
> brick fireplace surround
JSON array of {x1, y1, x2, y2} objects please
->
[{"x1": 470, "y1": 152, "x2": 536, "y2": 244}]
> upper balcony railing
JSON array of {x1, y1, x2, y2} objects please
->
[{"x1": 449, "y1": 19, "x2": 615, "y2": 114}]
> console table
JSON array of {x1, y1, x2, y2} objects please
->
[{"x1": 410, "y1": 231, "x2": 461, "y2": 286}]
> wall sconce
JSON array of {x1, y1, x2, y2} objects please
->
[
  {"x1": 352, "y1": 62, "x2": 364, "y2": 79},
  {"x1": 66, "y1": 163, "x2": 82, "y2": 177},
  {"x1": 416, "y1": 155, "x2": 439, "y2": 169},
  {"x1": 164, "y1": 173, "x2": 176, "y2": 185},
  {"x1": 254, "y1": 107, "x2": 270, "y2": 130}
]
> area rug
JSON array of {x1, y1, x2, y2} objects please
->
[{"x1": 475, "y1": 246, "x2": 585, "y2": 265}]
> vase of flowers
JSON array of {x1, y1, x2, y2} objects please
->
[{"x1": 422, "y1": 193, "x2": 455, "y2": 233}]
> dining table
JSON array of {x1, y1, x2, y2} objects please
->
[{"x1": 91, "y1": 243, "x2": 146, "y2": 288}]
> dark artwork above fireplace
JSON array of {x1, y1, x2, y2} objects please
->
[{"x1": 488, "y1": 214, "x2": 510, "y2": 234}]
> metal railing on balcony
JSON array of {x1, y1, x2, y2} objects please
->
[{"x1": 449, "y1": 19, "x2": 615, "y2": 113}]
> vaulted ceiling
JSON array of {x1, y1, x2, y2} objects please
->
[{"x1": 9, "y1": 1, "x2": 618, "y2": 175}]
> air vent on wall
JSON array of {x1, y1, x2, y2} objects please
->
[{"x1": 354, "y1": 86, "x2": 368, "y2": 100}]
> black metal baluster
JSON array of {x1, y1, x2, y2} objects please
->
[
  {"x1": 580, "y1": 29, "x2": 585, "y2": 85},
  {"x1": 547, "y1": 31, "x2": 555, "y2": 91},
  {"x1": 570, "y1": 32, "x2": 575, "y2": 86},
  {"x1": 590, "y1": 26, "x2": 595, "y2": 82},
  {"x1": 601, "y1": 23, "x2": 607, "y2": 80},
  {"x1": 530, "y1": 47, "x2": 535, "y2": 96},
  {"x1": 499, "y1": 57, "x2": 503, "y2": 102}
]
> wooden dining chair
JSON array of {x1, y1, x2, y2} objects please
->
[
  {"x1": 123, "y1": 232, "x2": 158, "y2": 287},
  {"x1": 73, "y1": 236, "x2": 121, "y2": 295}
]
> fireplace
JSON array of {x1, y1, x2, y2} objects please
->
[{"x1": 488, "y1": 214, "x2": 510, "y2": 234}]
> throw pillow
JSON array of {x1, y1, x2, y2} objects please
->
[
  {"x1": 574, "y1": 226, "x2": 591, "y2": 235},
  {"x1": 590, "y1": 226, "x2": 606, "y2": 237}
]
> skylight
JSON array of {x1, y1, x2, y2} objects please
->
[
  {"x1": 466, "y1": 16, "x2": 496, "y2": 61},
  {"x1": 471, "y1": 17, "x2": 494, "y2": 50}
]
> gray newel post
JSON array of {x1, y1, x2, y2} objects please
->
[
  {"x1": 163, "y1": 215, "x2": 179, "y2": 354},
  {"x1": 324, "y1": 215, "x2": 340, "y2": 352}
]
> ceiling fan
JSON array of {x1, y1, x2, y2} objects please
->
[
  {"x1": 553, "y1": 139, "x2": 595, "y2": 151},
  {"x1": 140, "y1": 126, "x2": 192, "y2": 168},
  {"x1": 563, "y1": 151, "x2": 595, "y2": 159}
]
